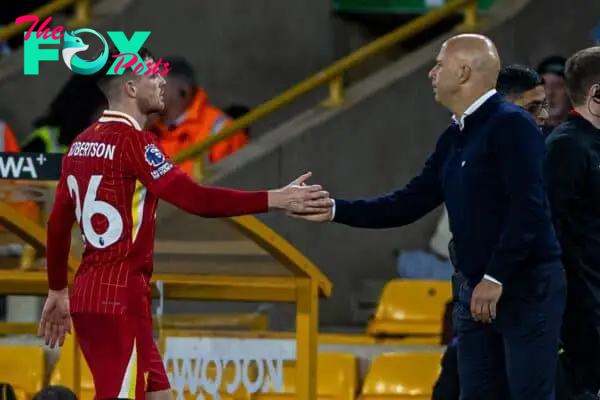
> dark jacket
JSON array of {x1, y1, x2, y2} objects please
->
[
  {"x1": 545, "y1": 112, "x2": 600, "y2": 309},
  {"x1": 333, "y1": 93, "x2": 561, "y2": 288}
]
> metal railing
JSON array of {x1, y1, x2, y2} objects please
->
[
  {"x1": 172, "y1": 0, "x2": 479, "y2": 178},
  {"x1": 0, "y1": 0, "x2": 91, "y2": 42}
]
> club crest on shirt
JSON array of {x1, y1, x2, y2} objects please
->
[{"x1": 144, "y1": 144, "x2": 166, "y2": 167}]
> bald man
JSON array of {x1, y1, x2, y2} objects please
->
[{"x1": 291, "y1": 34, "x2": 565, "y2": 399}]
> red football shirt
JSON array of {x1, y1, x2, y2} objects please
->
[{"x1": 46, "y1": 110, "x2": 268, "y2": 315}]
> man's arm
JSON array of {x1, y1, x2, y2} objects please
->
[
  {"x1": 545, "y1": 133, "x2": 587, "y2": 227},
  {"x1": 124, "y1": 132, "x2": 328, "y2": 216},
  {"x1": 484, "y1": 112, "x2": 550, "y2": 284},
  {"x1": 46, "y1": 172, "x2": 76, "y2": 291},
  {"x1": 331, "y1": 132, "x2": 450, "y2": 229}
]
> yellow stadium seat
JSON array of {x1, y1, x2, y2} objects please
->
[
  {"x1": 360, "y1": 351, "x2": 443, "y2": 399},
  {"x1": 0, "y1": 345, "x2": 45, "y2": 400},
  {"x1": 252, "y1": 353, "x2": 358, "y2": 400},
  {"x1": 367, "y1": 280, "x2": 451, "y2": 337}
]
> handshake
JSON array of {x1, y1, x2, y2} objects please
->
[{"x1": 267, "y1": 172, "x2": 334, "y2": 222}]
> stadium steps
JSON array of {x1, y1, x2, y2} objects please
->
[{"x1": 153, "y1": 213, "x2": 287, "y2": 277}]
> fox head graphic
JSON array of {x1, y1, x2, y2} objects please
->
[{"x1": 61, "y1": 29, "x2": 108, "y2": 75}]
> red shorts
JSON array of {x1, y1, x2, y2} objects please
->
[{"x1": 72, "y1": 313, "x2": 170, "y2": 400}]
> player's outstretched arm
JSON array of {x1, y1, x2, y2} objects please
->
[
  {"x1": 41, "y1": 172, "x2": 75, "y2": 348},
  {"x1": 125, "y1": 133, "x2": 332, "y2": 217},
  {"x1": 158, "y1": 170, "x2": 332, "y2": 217}
]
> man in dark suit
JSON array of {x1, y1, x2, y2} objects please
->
[
  {"x1": 291, "y1": 34, "x2": 566, "y2": 400},
  {"x1": 433, "y1": 63, "x2": 557, "y2": 400}
]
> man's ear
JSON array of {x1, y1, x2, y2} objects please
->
[
  {"x1": 457, "y1": 65, "x2": 472, "y2": 85},
  {"x1": 590, "y1": 84, "x2": 600, "y2": 102},
  {"x1": 125, "y1": 80, "x2": 137, "y2": 98}
]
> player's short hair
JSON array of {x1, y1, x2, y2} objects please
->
[
  {"x1": 496, "y1": 64, "x2": 543, "y2": 99},
  {"x1": 161, "y1": 56, "x2": 196, "y2": 87},
  {"x1": 95, "y1": 46, "x2": 156, "y2": 99},
  {"x1": 536, "y1": 55, "x2": 566, "y2": 78},
  {"x1": 565, "y1": 46, "x2": 600, "y2": 106}
]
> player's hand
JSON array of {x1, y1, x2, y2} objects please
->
[
  {"x1": 268, "y1": 172, "x2": 333, "y2": 214},
  {"x1": 470, "y1": 279, "x2": 503, "y2": 323},
  {"x1": 285, "y1": 209, "x2": 332, "y2": 222},
  {"x1": 39, "y1": 288, "x2": 71, "y2": 348}
]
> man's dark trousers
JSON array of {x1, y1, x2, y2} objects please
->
[
  {"x1": 561, "y1": 305, "x2": 600, "y2": 397},
  {"x1": 454, "y1": 262, "x2": 566, "y2": 400}
]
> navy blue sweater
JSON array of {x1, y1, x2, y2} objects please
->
[{"x1": 334, "y1": 94, "x2": 561, "y2": 285}]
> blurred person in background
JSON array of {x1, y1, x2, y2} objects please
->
[
  {"x1": 148, "y1": 57, "x2": 248, "y2": 175},
  {"x1": 537, "y1": 56, "x2": 572, "y2": 136},
  {"x1": 545, "y1": 46, "x2": 600, "y2": 400},
  {"x1": 224, "y1": 103, "x2": 252, "y2": 139},
  {"x1": 21, "y1": 73, "x2": 107, "y2": 153},
  {"x1": 0, "y1": 120, "x2": 39, "y2": 223},
  {"x1": 497, "y1": 64, "x2": 549, "y2": 127},
  {"x1": 0, "y1": 120, "x2": 19, "y2": 153}
]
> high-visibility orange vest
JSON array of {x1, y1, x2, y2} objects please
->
[
  {"x1": 0, "y1": 121, "x2": 19, "y2": 152},
  {"x1": 151, "y1": 89, "x2": 248, "y2": 175},
  {"x1": 0, "y1": 122, "x2": 40, "y2": 225}
]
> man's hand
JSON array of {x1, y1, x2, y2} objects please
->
[
  {"x1": 39, "y1": 288, "x2": 71, "y2": 348},
  {"x1": 286, "y1": 209, "x2": 332, "y2": 222},
  {"x1": 470, "y1": 279, "x2": 503, "y2": 323},
  {"x1": 268, "y1": 172, "x2": 333, "y2": 214}
]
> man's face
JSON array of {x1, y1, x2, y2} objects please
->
[
  {"x1": 135, "y1": 57, "x2": 166, "y2": 115},
  {"x1": 429, "y1": 44, "x2": 462, "y2": 106},
  {"x1": 511, "y1": 85, "x2": 549, "y2": 127},
  {"x1": 541, "y1": 73, "x2": 571, "y2": 125},
  {"x1": 160, "y1": 77, "x2": 187, "y2": 122}
]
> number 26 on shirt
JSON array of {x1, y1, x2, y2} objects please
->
[{"x1": 66, "y1": 174, "x2": 123, "y2": 249}]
